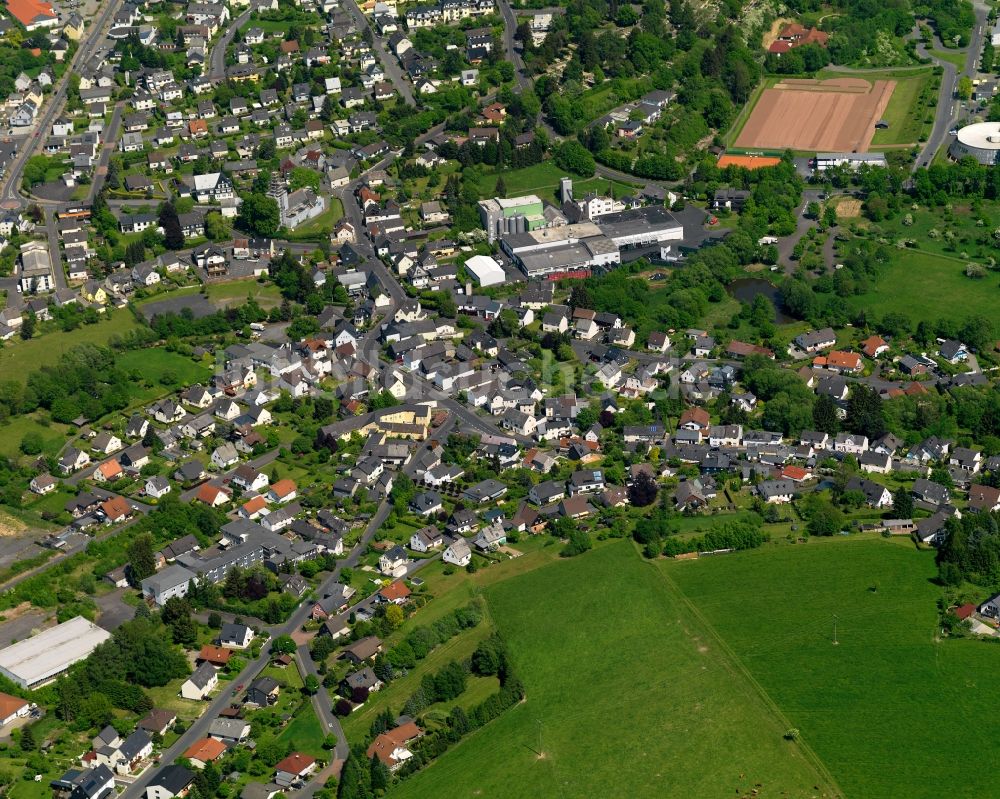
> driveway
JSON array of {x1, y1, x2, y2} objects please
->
[{"x1": 96, "y1": 587, "x2": 136, "y2": 632}]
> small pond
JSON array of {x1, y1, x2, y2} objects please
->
[{"x1": 727, "y1": 278, "x2": 793, "y2": 324}]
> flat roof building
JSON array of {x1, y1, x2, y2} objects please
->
[
  {"x1": 0, "y1": 616, "x2": 111, "y2": 688},
  {"x1": 814, "y1": 152, "x2": 888, "y2": 171},
  {"x1": 464, "y1": 254, "x2": 505, "y2": 287},
  {"x1": 596, "y1": 207, "x2": 684, "y2": 247},
  {"x1": 500, "y1": 220, "x2": 621, "y2": 279},
  {"x1": 949, "y1": 122, "x2": 1000, "y2": 165}
]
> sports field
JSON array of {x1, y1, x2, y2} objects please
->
[
  {"x1": 666, "y1": 538, "x2": 1000, "y2": 799},
  {"x1": 735, "y1": 77, "x2": 895, "y2": 152},
  {"x1": 392, "y1": 541, "x2": 835, "y2": 799}
]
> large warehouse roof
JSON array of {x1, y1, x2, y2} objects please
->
[
  {"x1": 0, "y1": 616, "x2": 111, "y2": 688},
  {"x1": 597, "y1": 207, "x2": 683, "y2": 245},
  {"x1": 464, "y1": 255, "x2": 505, "y2": 287}
]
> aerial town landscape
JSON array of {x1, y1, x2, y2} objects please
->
[{"x1": 0, "y1": 0, "x2": 998, "y2": 794}]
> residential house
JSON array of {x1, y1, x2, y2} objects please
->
[
  {"x1": 219, "y1": 623, "x2": 254, "y2": 649},
  {"x1": 442, "y1": 537, "x2": 471, "y2": 567},
  {"x1": 274, "y1": 754, "x2": 317, "y2": 788},
  {"x1": 180, "y1": 662, "x2": 218, "y2": 700}
]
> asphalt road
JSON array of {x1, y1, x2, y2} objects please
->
[
  {"x1": 1, "y1": 0, "x2": 121, "y2": 207},
  {"x1": 914, "y1": 2, "x2": 989, "y2": 168},
  {"x1": 342, "y1": 0, "x2": 415, "y2": 105},
  {"x1": 209, "y1": 8, "x2": 254, "y2": 81},
  {"x1": 496, "y1": 0, "x2": 530, "y2": 92},
  {"x1": 87, "y1": 102, "x2": 125, "y2": 202},
  {"x1": 776, "y1": 189, "x2": 824, "y2": 272}
]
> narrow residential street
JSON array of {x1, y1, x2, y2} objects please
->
[{"x1": 342, "y1": 0, "x2": 416, "y2": 104}]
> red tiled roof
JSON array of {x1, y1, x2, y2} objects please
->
[
  {"x1": 270, "y1": 478, "x2": 297, "y2": 498},
  {"x1": 379, "y1": 580, "x2": 411, "y2": 602},
  {"x1": 0, "y1": 692, "x2": 27, "y2": 720},
  {"x1": 781, "y1": 465, "x2": 811, "y2": 482},
  {"x1": 778, "y1": 22, "x2": 808, "y2": 37},
  {"x1": 366, "y1": 723, "x2": 423, "y2": 766},
  {"x1": 100, "y1": 496, "x2": 131, "y2": 520},
  {"x1": 197, "y1": 483, "x2": 230, "y2": 505},
  {"x1": 275, "y1": 752, "x2": 315, "y2": 775},
  {"x1": 6, "y1": 0, "x2": 56, "y2": 27},
  {"x1": 861, "y1": 335, "x2": 888, "y2": 358},
  {"x1": 184, "y1": 738, "x2": 226, "y2": 762},
  {"x1": 242, "y1": 495, "x2": 268, "y2": 515},
  {"x1": 814, "y1": 351, "x2": 862, "y2": 370},
  {"x1": 679, "y1": 407, "x2": 710, "y2": 428},
  {"x1": 198, "y1": 645, "x2": 232, "y2": 665},
  {"x1": 97, "y1": 460, "x2": 122, "y2": 480}
]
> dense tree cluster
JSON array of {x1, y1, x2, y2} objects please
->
[
  {"x1": 27, "y1": 345, "x2": 143, "y2": 423},
  {"x1": 938, "y1": 511, "x2": 1000, "y2": 586},
  {"x1": 338, "y1": 635, "x2": 525, "y2": 798},
  {"x1": 56, "y1": 616, "x2": 188, "y2": 730},
  {"x1": 186, "y1": 565, "x2": 299, "y2": 623},
  {"x1": 661, "y1": 519, "x2": 768, "y2": 556}
]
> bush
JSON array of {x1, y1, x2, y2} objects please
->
[
  {"x1": 334, "y1": 698, "x2": 353, "y2": 716},
  {"x1": 560, "y1": 529, "x2": 593, "y2": 557}
]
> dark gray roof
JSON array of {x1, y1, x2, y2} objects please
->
[
  {"x1": 148, "y1": 764, "x2": 193, "y2": 794},
  {"x1": 187, "y1": 661, "x2": 216, "y2": 689},
  {"x1": 220, "y1": 622, "x2": 252, "y2": 641},
  {"x1": 118, "y1": 729, "x2": 151, "y2": 761}
]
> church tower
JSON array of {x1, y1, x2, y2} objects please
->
[{"x1": 267, "y1": 173, "x2": 289, "y2": 227}]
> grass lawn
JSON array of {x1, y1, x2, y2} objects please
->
[
  {"x1": 0, "y1": 309, "x2": 141, "y2": 383},
  {"x1": 471, "y1": 161, "x2": 639, "y2": 205},
  {"x1": 845, "y1": 249, "x2": 997, "y2": 321},
  {"x1": 665, "y1": 537, "x2": 1000, "y2": 799},
  {"x1": 277, "y1": 701, "x2": 328, "y2": 759},
  {"x1": 392, "y1": 541, "x2": 832, "y2": 799},
  {"x1": 868, "y1": 69, "x2": 935, "y2": 146},
  {"x1": 929, "y1": 49, "x2": 967, "y2": 69},
  {"x1": 283, "y1": 199, "x2": 345, "y2": 240},
  {"x1": 205, "y1": 280, "x2": 284, "y2": 309},
  {"x1": 116, "y1": 348, "x2": 211, "y2": 388},
  {"x1": 0, "y1": 414, "x2": 70, "y2": 460}
]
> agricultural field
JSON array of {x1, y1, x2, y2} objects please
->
[
  {"x1": 665, "y1": 537, "x2": 1000, "y2": 799},
  {"x1": 393, "y1": 541, "x2": 833, "y2": 799},
  {"x1": 734, "y1": 77, "x2": 894, "y2": 153}
]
